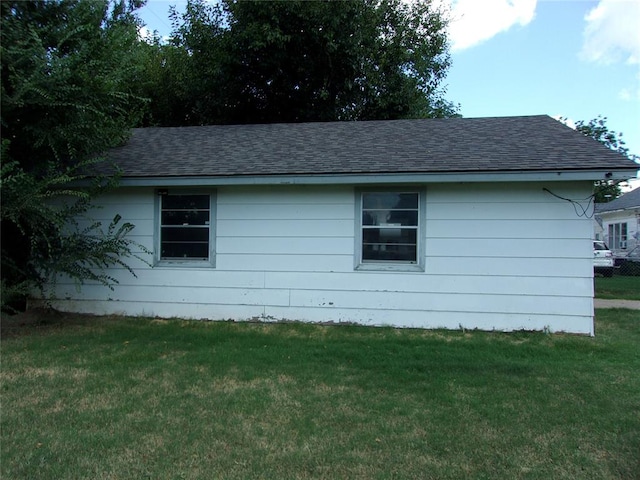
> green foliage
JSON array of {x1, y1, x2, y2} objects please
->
[
  {"x1": 1, "y1": 0, "x2": 147, "y2": 169},
  {"x1": 570, "y1": 116, "x2": 637, "y2": 202},
  {"x1": 575, "y1": 116, "x2": 630, "y2": 157},
  {"x1": 139, "y1": 0, "x2": 458, "y2": 126},
  {"x1": 1, "y1": 0, "x2": 149, "y2": 310},
  {"x1": 0, "y1": 156, "x2": 149, "y2": 309},
  {"x1": 593, "y1": 180, "x2": 622, "y2": 203}
]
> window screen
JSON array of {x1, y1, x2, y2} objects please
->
[
  {"x1": 160, "y1": 194, "x2": 210, "y2": 260},
  {"x1": 361, "y1": 192, "x2": 419, "y2": 263}
]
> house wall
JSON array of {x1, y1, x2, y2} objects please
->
[
  {"x1": 45, "y1": 181, "x2": 596, "y2": 334},
  {"x1": 599, "y1": 209, "x2": 640, "y2": 253}
]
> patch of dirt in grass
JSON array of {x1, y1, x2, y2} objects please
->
[
  {"x1": 313, "y1": 382, "x2": 351, "y2": 394},
  {"x1": 209, "y1": 374, "x2": 297, "y2": 396},
  {"x1": 150, "y1": 318, "x2": 170, "y2": 325},
  {"x1": 252, "y1": 322, "x2": 332, "y2": 340},
  {"x1": 0, "y1": 308, "x2": 95, "y2": 338},
  {"x1": 0, "y1": 366, "x2": 53, "y2": 382},
  {"x1": 1, "y1": 307, "x2": 56, "y2": 335}
]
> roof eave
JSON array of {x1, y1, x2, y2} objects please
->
[
  {"x1": 598, "y1": 208, "x2": 633, "y2": 215},
  {"x1": 114, "y1": 168, "x2": 639, "y2": 187},
  {"x1": 598, "y1": 205, "x2": 640, "y2": 215}
]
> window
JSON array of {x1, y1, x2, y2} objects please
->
[
  {"x1": 356, "y1": 189, "x2": 425, "y2": 270},
  {"x1": 157, "y1": 191, "x2": 215, "y2": 264},
  {"x1": 608, "y1": 222, "x2": 627, "y2": 250}
]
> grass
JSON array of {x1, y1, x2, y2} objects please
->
[
  {"x1": 2, "y1": 310, "x2": 639, "y2": 479},
  {"x1": 594, "y1": 274, "x2": 640, "y2": 300}
]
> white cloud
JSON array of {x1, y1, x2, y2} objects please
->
[
  {"x1": 138, "y1": 25, "x2": 170, "y2": 45},
  {"x1": 446, "y1": 0, "x2": 537, "y2": 52},
  {"x1": 553, "y1": 114, "x2": 575, "y2": 129},
  {"x1": 580, "y1": 0, "x2": 640, "y2": 65},
  {"x1": 618, "y1": 86, "x2": 640, "y2": 101},
  {"x1": 618, "y1": 88, "x2": 632, "y2": 101},
  {"x1": 138, "y1": 25, "x2": 153, "y2": 42}
]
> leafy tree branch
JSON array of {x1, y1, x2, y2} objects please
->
[{"x1": 1, "y1": 0, "x2": 149, "y2": 310}]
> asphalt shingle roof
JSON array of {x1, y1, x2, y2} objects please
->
[
  {"x1": 596, "y1": 186, "x2": 640, "y2": 213},
  {"x1": 105, "y1": 115, "x2": 638, "y2": 178}
]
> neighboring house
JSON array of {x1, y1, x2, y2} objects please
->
[
  {"x1": 595, "y1": 187, "x2": 640, "y2": 255},
  {"x1": 44, "y1": 115, "x2": 638, "y2": 335}
]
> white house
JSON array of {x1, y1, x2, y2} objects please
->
[
  {"x1": 595, "y1": 187, "x2": 640, "y2": 255},
  {"x1": 44, "y1": 115, "x2": 638, "y2": 335}
]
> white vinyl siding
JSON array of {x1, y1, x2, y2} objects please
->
[{"x1": 44, "y1": 181, "x2": 596, "y2": 334}]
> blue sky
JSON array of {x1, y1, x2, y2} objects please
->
[{"x1": 137, "y1": 0, "x2": 640, "y2": 188}]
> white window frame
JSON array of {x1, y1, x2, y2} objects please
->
[
  {"x1": 154, "y1": 189, "x2": 216, "y2": 267},
  {"x1": 355, "y1": 187, "x2": 426, "y2": 272},
  {"x1": 608, "y1": 222, "x2": 627, "y2": 250}
]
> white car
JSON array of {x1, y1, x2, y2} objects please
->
[{"x1": 593, "y1": 241, "x2": 614, "y2": 277}]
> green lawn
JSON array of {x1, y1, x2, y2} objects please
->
[
  {"x1": 595, "y1": 275, "x2": 640, "y2": 300},
  {"x1": 2, "y1": 310, "x2": 639, "y2": 479}
]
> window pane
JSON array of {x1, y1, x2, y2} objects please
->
[
  {"x1": 162, "y1": 195, "x2": 209, "y2": 210},
  {"x1": 160, "y1": 194, "x2": 211, "y2": 261},
  {"x1": 362, "y1": 210, "x2": 418, "y2": 226},
  {"x1": 161, "y1": 227, "x2": 209, "y2": 242},
  {"x1": 363, "y1": 228, "x2": 417, "y2": 245},
  {"x1": 162, "y1": 210, "x2": 210, "y2": 226},
  {"x1": 363, "y1": 192, "x2": 418, "y2": 210},
  {"x1": 161, "y1": 242, "x2": 209, "y2": 259},
  {"x1": 363, "y1": 244, "x2": 417, "y2": 262},
  {"x1": 359, "y1": 191, "x2": 420, "y2": 265}
]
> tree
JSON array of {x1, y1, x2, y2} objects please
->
[
  {"x1": 572, "y1": 116, "x2": 636, "y2": 202},
  {"x1": 135, "y1": 0, "x2": 224, "y2": 126},
  {"x1": 1, "y1": 0, "x2": 148, "y2": 310},
  {"x1": 140, "y1": 0, "x2": 458, "y2": 126}
]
